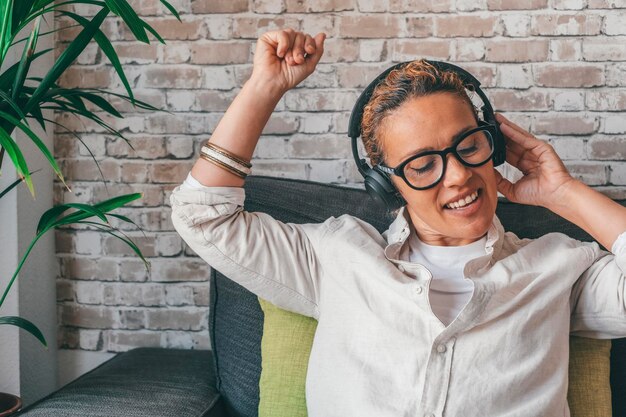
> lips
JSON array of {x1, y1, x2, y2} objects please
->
[{"x1": 444, "y1": 189, "x2": 481, "y2": 209}]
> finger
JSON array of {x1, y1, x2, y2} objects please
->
[
  {"x1": 305, "y1": 32, "x2": 326, "y2": 70},
  {"x1": 304, "y1": 34, "x2": 316, "y2": 55},
  {"x1": 495, "y1": 113, "x2": 531, "y2": 138},
  {"x1": 291, "y1": 32, "x2": 306, "y2": 64},
  {"x1": 499, "y1": 122, "x2": 544, "y2": 151},
  {"x1": 494, "y1": 169, "x2": 517, "y2": 202},
  {"x1": 275, "y1": 29, "x2": 294, "y2": 58}
]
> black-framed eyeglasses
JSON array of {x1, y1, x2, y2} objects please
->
[{"x1": 377, "y1": 125, "x2": 495, "y2": 190}]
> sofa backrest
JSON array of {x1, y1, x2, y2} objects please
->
[{"x1": 208, "y1": 175, "x2": 626, "y2": 417}]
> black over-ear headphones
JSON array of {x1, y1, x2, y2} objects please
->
[{"x1": 348, "y1": 60, "x2": 506, "y2": 211}]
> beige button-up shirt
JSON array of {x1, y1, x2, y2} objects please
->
[{"x1": 170, "y1": 183, "x2": 626, "y2": 417}]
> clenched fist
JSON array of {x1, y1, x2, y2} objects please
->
[{"x1": 250, "y1": 29, "x2": 326, "y2": 96}]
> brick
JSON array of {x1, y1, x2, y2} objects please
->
[
  {"x1": 119, "y1": 259, "x2": 150, "y2": 282},
  {"x1": 143, "y1": 65, "x2": 203, "y2": 88},
  {"x1": 79, "y1": 329, "x2": 103, "y2": 350},
  {"x1": 58, "y1": 67, "x2": 111, "y2": 88},
  {"x1": 460, "y1": 63, "x2": 497, "y2": 87},
  {"x1": 135, "y1": 18, "x2": 204, "y2": 40},
  {"x1": 165, "y1": 285, "x2": 195, "y2": 306},
  {"x1": 485, "y1": 39, "x2": 548, "y2": 62},
  {"x1": 488, "y1": 0, "x2": 548, "y2": 8},
  {"x1": 588, "y1": 0, "x2": 626, "y2": 6},
  {"x1": 57, "y1": 280, "x2": 75, "y2": 301},
  {"x1": 336, "y1": 64, "x2": 388, "y2": 88},
  {"x1": 360, "y1": 40, "x2": 387, "y2": 61},
  {"x1": 114, "y1": 308, "x2": 145, "y2": 329},
  {"x1": 299, "y1": 113, "x2": 333, "y2": 133},
  {"x1": 61, "y1": 304, "x2": 115, "y2": 328},
  {"x1": 204, "y1": 15, "x2": 233, "y2": 39},
  {"x1": 288, "y1": 134, "x2": 352, "y2": 159},
  {"x1": 106, "y1": 136, "x2": 167, "y2": 159},
  {"x1": 603, "y1": 13, "x2": 626, "y2": 35},
  {"x1": 103, "y1": 283, "x2": 165, "y2": 306},
  {"x1": 203, "y1": 66, "x2": 237, "y2": 90},
  {"x1": 392, "y1": 39, "x2": 451, "y2": 61},
  {"x1": 193, "y1": 286, "x2": 210, "y2": 306},
  {"x1": 155, "y1": 233, "x2": 183, "y2": 256},
  {"x1": 285, "y1": 0, "x2": 355, "y2": 12},
  {"x1": 455, "y1": 0, "x2": 487, "y2": 10},
  {"x1": 533, "y1": 114, "x2": 596, "y2": 135},
  {"x1": 495, "y1": 64, "x2": 532, "y2": 89},
  {"x1": 607, "y1": 63, "x2": 626, "y2": 87},
  {"x1": 389, "y1": 0, "x2": 453, "y2": 12},
  {"x1": 549, "y1": 137, "x2": 586, "y2": 160},
  {"x1": 338, "y1": 15, "x2": 402, "y2": 38},
  {"x1": 453, "y1": 39, "x2": 485, "y2": 61},
  {"x1": 586, "y1": 90, "x2": 626, "y2": 110},
  {"x1": 253, "y1": 136, "x2": 290, "y2": 159},
  {"x1": 251, "y1": 160, "x2": 308, "y2": 179},
  {"x1": 261, "y1": 113, "x2": 300, "y2": 134},
  {"x1": 318, "y1": 39, "x2": 360, "y2": 63},
  {"x1": 165, "y1": 331, "x2": 211, "y2": 350},
  {"x1": 107, "y1": 330, "x2": 162, "y2": 352},
  {"x1": 75, "y1": 281, "x2": 103, "y2": 304},
  {"x1": 252, "y1": 0, "x2": 285, "y2": 13},
  {"x1": 564, "y1": 162, "x2": 609, "y2": 185},
  {"x1": 489, "y1": 90, "x2": 550, "y2": 111},
  {"x1": 307, "y1": 159, "x2": 347, "y2": 183},
  {"x1": 595, "y1": 186, "x2": 626, "y2": 199},
  {"x1": 142, "y1": 114, "x2": 188, "y2": 134},
  {"x1": 531, "y1": 14, "x2": 602, "y2": 36},
  {"x1": 160, "y1": 42, "x2": 191, "y2": 63},
  {"x1": 146, "y1": 308, "x2": 207, "y2": 330},
  {"x1": 166, "y1": 137, "x2": 195, "y2": 159},
  {"x1": 500, "y1": 14, "x2": 530, "y2": 37},
  {"x1": 189, "y1": 42, "x2": 250, "y2": 64},
  {"x1": 534, "y1": 64, "x2": 604, "y2": 87},
  {"x1": 583, "y1": 38, "x2": 626, "y2": 61},
  {"x1": 404, "y1": 17, "x2": 434, "y2": 38},
  {"x1": 436, "y1": 15, "x2": 497, "y2": 37},
  {"x1": 552, "y1": 91, "x2": 585, "y2": 111},
  {"x1": 358, "y1": 0, "x2": 388, "y2": 12},
  {"x1": 284, "y1": 90, "x2": 359, "y2": 111},
  {"x1": 195, "y1": 90, "x2": 236, "y2": 111},
  {"x1": 191, "y1": 0, "x2": 248, "y2": 13},
  {"x1": 233, "y1": 16, "x2": 303, "y2": 39},
  {"x1": 149, "y1": 161, "x2": 193, "y2": 183},
  {"x1": 61, "y1": 158, "x2": 119, "y2": 182},
  {"x1": 103, "y1": 234, "x2": 156, "y2": 257},
  {"x1": 549, "y1": 39, "x2": 582, "y2": 61},
  {"x1": 74, "y1": 231, "x2": 102, "y2": 256},
  {"x1": 602, "y1": 115, "x2": 626, "y2": 133},
  {"x1": 611, "y1": 163, "x2": 626, "y2": 185},
  {"x1": 301, "y1": 15, "x2": 337, "y2": 37},
  {"x1": 63, "y1": 257, "x2": 119, "y2": 281},
  {"x1": 588, "y1": 136, "x2": 626, "y2": 159},
  {"x1": 150, "y1": 258, "x2": 211, "y2": 282},
  {"x1": 552, "y1": 0, "x2": 586, "y2": 8}
]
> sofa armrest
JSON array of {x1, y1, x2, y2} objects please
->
[{"x1": 16, "y1": 348, "x2": 226, "y2": 417}]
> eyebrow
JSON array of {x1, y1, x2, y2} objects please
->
[{"x1": 399, "y1": 125, "x2": 477, "y2": 161}]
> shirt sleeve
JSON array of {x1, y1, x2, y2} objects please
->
[
  {"x1": 169, "y1": 172, "x2": 331, "y2": 319},
  {"x1": 569, "y1": 230, "x2": 626, "y2": 338}
]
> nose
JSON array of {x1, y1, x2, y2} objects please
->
[{"x1": 442, "y1": 153, "x2": 472, "y2": 187}]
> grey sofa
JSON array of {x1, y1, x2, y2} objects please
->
[{"x1": 15, "y1": 175, "x2": 626, "y2": 417}]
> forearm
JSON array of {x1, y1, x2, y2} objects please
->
[
  {"x1": 190, "y1": 78, "x2": 284, "y2": 188},
  {"x1": 547, "y1": 179, "x2": 626, "y2": 251}
]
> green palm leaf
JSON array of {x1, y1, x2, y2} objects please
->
[
  {"x1": 0, "y1": 316, "x2": 47, "y2": 347},
  {"x1": 105, "y1": 0, "x2": 147, "y2": 43},
  {"x1": 11, "y1": 15, "x2": 40, "y2": 101},
  {"x1": 0, "y1": 125, "x2": 33, "y2": 195}
]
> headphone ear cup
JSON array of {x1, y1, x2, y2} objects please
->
[
  {"x1": 364, "y1": 166, "x2": 406, "y2": 211},
  {"x1": 480, "y1": 115, "x2": 506, "y2": 167}
]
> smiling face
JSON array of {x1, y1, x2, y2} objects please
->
[{"x1": 379, "y1": 93, "x2": 499, "y2": 246}]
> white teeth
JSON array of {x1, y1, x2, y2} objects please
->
[{"x1": 445, "y1": 191, "x2": 479, "y2": 209}]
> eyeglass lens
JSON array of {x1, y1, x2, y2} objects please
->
[{"x1": 403, "y1": 129, "x2": 493, "y2": 188}]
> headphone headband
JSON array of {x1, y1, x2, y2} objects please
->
[{"x1": 348, "y1": 59, "x2": 506, "y2": 211}]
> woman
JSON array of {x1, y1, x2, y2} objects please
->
[{"x1": 170, "y1": 29, "x2": 626, "y2": 416}]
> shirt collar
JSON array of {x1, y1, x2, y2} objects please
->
[{"x1": 382, "y1": 205, "x2": 505, "y2": 262}]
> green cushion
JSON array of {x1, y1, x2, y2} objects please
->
[
  {"x1": 258, "y1": 298, "x2": 318, "y2": 417},
  {"x1": 568, "y1": 336, "x2": 612, "y2": 417},
  {"x1": 257, "y1": 298, "x2": 612, "y2": 417}
]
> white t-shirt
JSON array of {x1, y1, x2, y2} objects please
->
[{"x1": 408, "y1": 232, "x2": 487, "y2": 327}]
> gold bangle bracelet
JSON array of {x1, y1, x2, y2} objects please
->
[
  {"x1": 204, "y1": 142, "x2": 252, "y2": 168},
  {"x1": 201, "y1": 146, "x2": 252, "y2": 175},
  {"x1": 199, "y1": 153, "x2": 247, "y2": 179}
]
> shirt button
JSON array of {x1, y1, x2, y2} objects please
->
[
  {"x1": 398, "y1": 265, "x2": 405, "y2": 272},
  {"x1": 415, "y1": 286, "x2": 423, "y2": 295},
  {"x1": 436, "y1": 344, "x2": 447, "y2": 353}
]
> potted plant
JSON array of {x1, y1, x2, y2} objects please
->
[{"x1": 0, "y1": 0, "x2": 179, "y2": 414}]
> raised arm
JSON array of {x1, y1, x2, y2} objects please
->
[
  {"x1": 191, "y1": 29, "x2": 326, "y2": 188},
  {"x1": 493, "y1": 113, "x2": 626, "y2": 251}
]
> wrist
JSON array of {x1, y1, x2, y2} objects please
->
[
  {"x1": 544, "y1": 178, "x2": 585, "y2": 216},
  {"x1": 244, "y1": 74, "x2": 287, "y2": 103}
]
